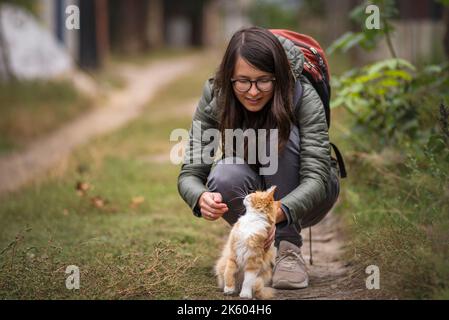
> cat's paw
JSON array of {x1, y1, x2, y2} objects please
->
[
  {"x1": 224, "y1": 286, "x2": 236, "y2": 295},
  {"x1": 239, "y1": 290, "x2": 253, "y2": 299}
]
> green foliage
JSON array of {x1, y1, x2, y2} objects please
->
[
  {"x1": 248, "y1": 0, "x2": 299, "y2": 30},
  {"x1": 328, "y1": 0, "x2": 398, "y2": 56},
  {"x1": 332, "y1": 59, "x2": 449, "y2": 149},
  {"x1": 328, "y1": 0, "x2": 449, "y2": 299},
  {"x1": 0, "y1": 0, "x2": 36, "y2": 13},
  {"x1": 408, "y1": 104, "x2": 449, "y2": 184},
  {"x1": 329, "y1": 0, "x2": 449, "y2": 148},
  {"x1": 300, "y1": 0, "x2": 326, "y2": 17}
]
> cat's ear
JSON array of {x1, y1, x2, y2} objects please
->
[{"x1": 266, "y1": 185, "x2": 277, "y2": 198}]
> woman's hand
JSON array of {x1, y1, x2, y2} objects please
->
[{"x1": 198, "y1": 192, "x2": 228, "y2": 221}]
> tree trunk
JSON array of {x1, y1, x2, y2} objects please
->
[{"x1": 95, "y1": 0, "x2": 109, "y2": 66}]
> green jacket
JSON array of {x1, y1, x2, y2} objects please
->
[{"x1": 177, "y1": 35, "x2": 331, "y2": 228}]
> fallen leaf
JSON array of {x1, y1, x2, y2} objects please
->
[
  {"x1": 130, "y1": 196, "x2": 145, "y2": 208},
  {"x1": 76, "y1": 181, "x2": 91, "y2": 196},
  {"x1": 91, "y1": 196, "x2": 106, "y2": 208}
]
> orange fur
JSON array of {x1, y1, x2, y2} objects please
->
[{"x1": 215, "y1": 186, "x2": 278, "y2": 299}]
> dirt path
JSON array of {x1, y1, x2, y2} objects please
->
[
  {"x1": 0, "y1": 55, "x2": 201, "y2": 195},
  {"x1": 275, "y1": 211, "x2": 365, "y2": 299}
]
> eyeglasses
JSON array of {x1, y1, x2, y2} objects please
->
[{"x1": 231, "y1": 77, "x2": 276, "y2": 93}]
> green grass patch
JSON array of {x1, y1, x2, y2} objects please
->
[
  {"x1": 0, "y1": 51, "x2": 230, "y2": 299},
  {"x1": 0, "y1": 48, "x2": 201, "y2": 155},
  {"x1": 109, "y1": 47, "x2": 204, "y2": 66},
  {"x1": 332, "y1": 108, "x2": 449, "y2": 299},
  {"x1": 0, "y1": 80, "x2": 92, "y2": 154}
]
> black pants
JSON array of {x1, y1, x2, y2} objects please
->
[{"x1": 206, "y1": 126, "x2": 340, "y2": 247}]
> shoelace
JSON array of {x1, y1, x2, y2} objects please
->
[{"x1": 275, "y1": 249, "x2": 306, "y2": 270}]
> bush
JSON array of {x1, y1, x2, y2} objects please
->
[{"x1": 331, "y1": 60, "x2": 449, "y2": 150}]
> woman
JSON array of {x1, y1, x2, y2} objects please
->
[{"x1": 177, "y1": 27, "x2": 340, "y2": 289}]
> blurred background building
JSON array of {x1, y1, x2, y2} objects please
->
[
  {"x1": 34, "y1": 0, "x2": 253, "y2": 70},
  {"x1": 0, "y1": 0, "x2": 448, "y2": 78}
]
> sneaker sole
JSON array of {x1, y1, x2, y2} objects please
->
[{"x1": 272, "y1": 279, "x2": 309, "y2": 290}]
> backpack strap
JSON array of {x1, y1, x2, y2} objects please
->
[{"x1": 330, "y1": 143, "x2": 347, "y2": 178}]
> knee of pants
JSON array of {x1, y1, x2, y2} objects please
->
[
  {"x1": 206, "y1": 157, "x2": 259, "y2": 195},
  {"x1": 207, "y1": 157, "x2": 262, "y2": 225}
]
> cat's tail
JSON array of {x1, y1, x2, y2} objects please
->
[{"x1": 254, "y1": 277, "x2": 275, "y2": 300}]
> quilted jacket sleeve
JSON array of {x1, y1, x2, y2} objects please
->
[
  {"x1": 177, "y1": 79, "x2": 218, "y2": 217},
  {"x1": 280, "y1": 77, "x2": 332, "y2": 227}
]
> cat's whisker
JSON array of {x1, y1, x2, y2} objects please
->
[
  {"x1": 231, "y1": 186, "x2": 248, "y2": 199},
  {"x1": 228, "y1": 195, "x2": 245, "y2": 202},
  {"x1": 232, "y1": 185, "x2": 245, "y2": 194}
]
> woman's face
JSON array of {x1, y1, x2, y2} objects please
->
[{"x1": 232, "y1": 55, "x2": 275, "y2": 112}]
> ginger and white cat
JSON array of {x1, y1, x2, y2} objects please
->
[{"x1": 215, "y1": 186, "x2": 278, "y2": 299}]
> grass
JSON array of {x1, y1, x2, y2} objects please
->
[
  {"x1": 0, "y1": 48, "x2": 204, "y2": 155},
  {"x1": 0, "y1": 80, "x2": 92, "y2": 154},
  {"x1": 0, "y1": 51, "x2": 231, "y2": 299},
  {"x1": 109, "y1": 47, "x2": 205, "y2": 66},
  {"x1": 331, "y1": 107, "x2": 449, "y2": 299}
]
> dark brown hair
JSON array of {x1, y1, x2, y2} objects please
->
[{"x1": 214, "y1": 26, "x2": 295, "y2": 158}]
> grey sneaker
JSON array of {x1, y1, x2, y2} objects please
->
[{"x1": 272, "y1": 240, "x2": 309, "y2": 289}]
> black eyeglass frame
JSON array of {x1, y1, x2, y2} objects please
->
[{"x1": 230, "y1": 77, "x2": 276, "y2": 93}]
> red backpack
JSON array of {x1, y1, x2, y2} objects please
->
[{"x1": 270, "y1": 29, "x2": 346, "y2": 178}]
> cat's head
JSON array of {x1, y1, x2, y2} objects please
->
[{"x1": 243, "y1": 186, "x2": 279, "y2": 224}]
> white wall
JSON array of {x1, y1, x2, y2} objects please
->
[{"x1": 37, "y1": 0, "x2": 79, "y2": 62}]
